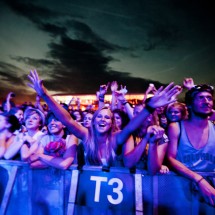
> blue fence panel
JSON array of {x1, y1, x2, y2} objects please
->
[
  {"x1": 0, "y1": 161, "x2": 215, "y2": 215},
  {"x1": 73, "y1": 168, "x2": 135, "y2": 215}
]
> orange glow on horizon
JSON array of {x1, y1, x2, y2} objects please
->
[{"x1": 52, "y1": 93, "x2": 150, "y2": 110}]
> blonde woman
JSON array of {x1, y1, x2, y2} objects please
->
[{"x1": 27, "y1": 69, "x2": 181, "y2": 167}]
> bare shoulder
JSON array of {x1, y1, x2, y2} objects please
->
[
  {"x1": 209, "y1": 109, "x2": 215, "y2": 121},
  {"x1": 66, "y1": 134, "x2": 79, "y2": 145},
  {"x1": 168, "y1": 121, "x2": 181, "y2": 138},
  {"x1": 168, "y1": 121, "x2": 180, "y2": 130}
]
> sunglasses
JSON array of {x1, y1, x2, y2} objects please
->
[{"x1": 191, "y1": 84, "x2": 214, "y2": 92}]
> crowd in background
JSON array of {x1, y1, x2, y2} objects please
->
[{"x1": 1, "y1": 70, "x2": 215, "y2": 205}]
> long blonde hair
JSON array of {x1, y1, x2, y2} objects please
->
[{"x1": 84, "y1": 106, "x2": 115, "y2": 165}]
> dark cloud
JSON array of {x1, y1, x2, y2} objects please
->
[
  {"x1": 1, "y1": 0, "x2": 166, "y2": 96},
  {"x1": 3, "y1": 0, "x2": 59, "y2": 24},
  {"x1": 65, "y1": 20, "x2": 127, "y2": 52},
  {"x1": 0, "y1": 61, "x2": 33, "y2": 103},
  {"x1": 0, "y1": 61, "x2": 25, "y2": 86},
  {"x1": 10, "y1": 56, "x2": 57, "y2": 68},
  {"x1": 48, "y1": 36, "x2": 111, "y2": 72},
  {"x1": 41, "y1": 34, "x2": 162, "y2": 94},
  {"x1": 39, "y1": 23, "x2": 67, "y2": 37},
  {"x1": 2, "y1": 0, "x2": 214, "y2": 103}
]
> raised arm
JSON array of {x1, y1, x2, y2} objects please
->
[
  {"x1": 117, "y1": 82, "x2": 182, "y2": 145},
  {"x1": 27, "y1": 69, "x2": 88, "y2": 141},
  {"x1": 110, "y1": 81, "x2": 118, "y2": 111},
  {"x1": 97, "y1": 83, "x2": 109, "y2": 109},
  {"x1": 114, "y1": 86, "x2": 134, "y2": 119},
  {"x1": 5, "y1": 92, "x2": 15, "y2": 112},
  {"x1": 143, "y1": 83, "x2": 157, "y2": 103},
  {"x1": 35, "y1": 95, "x2": 45, "y2": 113}
]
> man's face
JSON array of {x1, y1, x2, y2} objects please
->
[{"x1": 191, "y1": 91, "x2": 213, "y2": 118}]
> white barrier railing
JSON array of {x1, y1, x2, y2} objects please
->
[{"x1": 0, "y1": 160, "x2": 214, "y2": 215}]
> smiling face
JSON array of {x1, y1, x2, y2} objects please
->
[
  {"x1": 166, "y1": 107, "x2": 182, "y2": 122},
  {"x1": 94, "y1": 108, "x2": 113, "y2": 134},
  {"x1": 15, "y1": 109, "x2": 24, "y2": 123},
  {"x1": 47, "y1": 115, "x2": 64, "y2": 135}
]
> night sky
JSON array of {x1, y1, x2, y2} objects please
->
[{"x1": 0, "y1": 0, "x2": 215, "y2": 104}]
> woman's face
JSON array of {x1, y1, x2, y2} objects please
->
[
  {"x1": 73, "y1": 111, "x2": 82, "y2": 122},
  {"x1": 156, "y1": 106, "x2": 165, "y2": 115},
  {"x1": 47, "y1": 116, "x2": 64, "y2": 134},
  {"x1": 15, "y1": 110, "x2": 24, "y2": 123},
  {"x1": 166, "y1": 107, "x2": 182, "y2": 122},
  {"x1": 114, "y1": 113, "x2": 122, "y2": 130},
  {"x1": 25, "y1": 112, "x2": 41, "y2": 130},
  {"x1": 83, "y1": 113, "x2": 93, "y2": 128},
  {"x1": 94, "y1": 109, "x2": 112, "y2": 134}
]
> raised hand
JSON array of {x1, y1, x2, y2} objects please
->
[
  {"x1": 146, "y1": 83, "x2": 157, "y2": 94},
  {"x1": 27, "y1": 69, "x2": 47, "y2": 97},
  {"x1": 147, "y1": 125, "x2": 165, "y2": 143},
  {"x1": 6, "y1": 92, "x2": 15, "y2": 100},
  {"x1": 147, "y1": 82, "x2": 182, "y2": 109},
  {"x1": 114, "y1": 85, "x2": 128, "y2": 101},
  {"x1": 110, "y1": 81, "x2": 118, "y2": 93},
  {"x1": 99, "y1": 83, "x2": 109, "y2": 96},
  {"x1": 114, "y1": 85, "x2": 128, "y2": 95},
  {"x1": 143, "y1": 83, "x2": 157, "y2": 102},
  {"x1": 183, "y1": 78, "x2": 195, "y2": 90}
]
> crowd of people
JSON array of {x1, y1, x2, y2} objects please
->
[{"x1": 0, "y1": 70, "x2": 215, "y2": 206}]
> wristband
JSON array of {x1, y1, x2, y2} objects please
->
[
  {"x1": 122, "y1": 101, "x2": 128, "y2": 105},
  {"x1": 144, "y1": 98, "x2": 155, "y2": 113},
  {"x1": 99, "y1": 95, "x2": 105, "y2": 102},
  {"x1": 145, "y1": 103, "x2": 155, "y2": 113},
  {"x1": 196, "y1": 177, "x2": 204, "y2": 185}
]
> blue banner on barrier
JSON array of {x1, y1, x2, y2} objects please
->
[{"x1": 75, "y1": 170, "x2": 135, "y2": 212}]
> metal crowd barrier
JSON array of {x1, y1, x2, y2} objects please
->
[{"x1": 0, "y1": 160, "x2": 215, "y2": 215}]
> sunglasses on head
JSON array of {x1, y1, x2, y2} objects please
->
[{"x1": 191, "y1": 84, "x2": 214, "y2": 92}]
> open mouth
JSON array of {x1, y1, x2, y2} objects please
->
[
  {"x1": 49, "y1": 125, "x2": 58, "y2": 130},
  {"x1": 98, "y1": 123, "x2": 106, "y2": 128}
]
